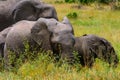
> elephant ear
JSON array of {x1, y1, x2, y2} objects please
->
[
  {"x1": 62, "y1": 16, "x2": 74, "y2": 34},
  {"x1": 11, "y1": 0, "x2": 37, "y2": 22},
  {"x1": 31, "y1": 18, "x2": 52, "y2": 50},
  {"x1": 40, "y1": 4, "x2": 58, "y2": 20}
]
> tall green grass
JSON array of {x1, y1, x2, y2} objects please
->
[{"x1": 1, "y1": 54, "x2": 120, "y2": 80}]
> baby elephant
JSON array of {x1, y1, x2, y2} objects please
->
[{"x1": 74, "y1": 34, "x2": 119, "y2": 67}]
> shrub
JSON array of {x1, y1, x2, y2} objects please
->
[
  {"x1": 67, "y1": 12, "x2": 78, "y2": 18},
  {"x1": 55, "y1": 0, "x2": 64, "y2": 4},
  {"x1": 65, "y1": 0, "x2": 75, "y2": 3},
  {"x1": 64, "y1": 0, "x2": 120, "y2": 4},
  {"x1": 77, "y1": 0, "x2": 95, "y2": 4}
]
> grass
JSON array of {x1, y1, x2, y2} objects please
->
[{"x1": 0, "y1": 0, "x2": 120, "y2": 80}]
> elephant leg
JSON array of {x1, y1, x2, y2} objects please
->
[
  {"x1": 4, "y1": 43, "x2": 18, "y2": 70},
  {"x1": 4, "y1": 44, "x2": 11, "y2": 70},
  {"x1": 83, "y1": 48, "x2": 95, "y2": 67}
]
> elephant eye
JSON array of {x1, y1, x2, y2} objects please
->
[
  {"x1": 55, "y1": 22, "x2": 58, "y2": 25},
  {"x1": 54, "y1": 33, "x2": 59, "y2": 36}
]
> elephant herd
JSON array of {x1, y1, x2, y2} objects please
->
[{"x1": 0, "y1": 0, "x2": 119, "y2": 69}]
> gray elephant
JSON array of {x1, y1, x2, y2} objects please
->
[
  {"x1": 4, "y1": 17, "x2": 75, "y2": 69},
  {"x1": 74, "y1": 34, "x2": 119, "y2": 67},
  {"x1": 0, "y1": 0, "x2": 58, "y2": 31}
]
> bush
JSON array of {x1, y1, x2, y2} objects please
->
[
  {"x1": 98, "y1": 0, "x2": 112, "y2": 4},
  {"x1": 76, "y1": 0, "x2": 114, "y2": 4},
  {"x1": 64, "y1": 0, "x2": 95, "y2": 4},
  {"x1": 65, "y1": 0, "x2": 75, "y2": 3},
  {"x1": 67, "y1": 12, "x2": 78, "y2": 19},
  {"x1": 77, "y1": 0, "x2": 95, "y2": 4},
  {"x1": 64, "y1": 0, "x2": 120, "y2": 4},
  {"x1": 55, "y1": 0, "x2": 64, "y2": 4}
]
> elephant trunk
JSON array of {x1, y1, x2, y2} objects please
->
[
  {"x1": 61, "y1": 44, "x2": 75, "y2": 64},
  {"x1": 51, "y1": 33, "x2": 75, "y2": 64}
]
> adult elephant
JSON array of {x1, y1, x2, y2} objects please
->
[
  {"x1": 4, "y1": 17, "x2": 75, "y2": 69},
  {"x1": 74, "y1": 34, "x2": 119, "y2": 67},
  {"x1": 0, "y1": 0, "x2": 58, "y2": 31}
]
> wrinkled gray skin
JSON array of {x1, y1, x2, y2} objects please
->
[
  {"x1": 0, "y1": 27, "x2": 11, "y2": 58},
  {"x1": 4, "y1": 17, "x2": 75, "y2": 69},
  {"x1": 74, "y1": 34, "x2": 119, "y2": 67},
  {"x1": 0, "y1": 0, "x2": 58, "y2": 31}
]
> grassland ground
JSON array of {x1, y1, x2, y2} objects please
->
[{"x1": 0, "y1": 0, "x2": 120, "y2": 80}]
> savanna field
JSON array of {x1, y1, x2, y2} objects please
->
[{"x1": 0, "y1": 0, "x2": 120, "y2": 80}]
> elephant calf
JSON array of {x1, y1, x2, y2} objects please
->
[{"x1": 74, "y1": 34, "x2": 119, "y2": 67}]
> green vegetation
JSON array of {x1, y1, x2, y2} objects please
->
[
  {"x1": 0, "y1": 0, "x2": 120, "y2": 80},
  {"x1": 65, "y1": 0, "x2": 75, "y2": 3},
  {"x1": 64, "y1": 0, "x2": 120, "y2": 4},
  {"x1": 67, "y1": 12, "x2": 78, "y2": 18}
]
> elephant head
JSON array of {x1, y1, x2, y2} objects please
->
[
  {"x1": 31, "y1": 17, "x2": 75, "y2": 62},
  {"x1": 11, "y1": 0, "x2": 58, "y2": 22},
  {"x1": 74, "y1": 34, "x2": 119, "y2": 67}
]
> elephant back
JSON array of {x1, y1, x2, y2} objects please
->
[{"x1": 5, "y1": 20, "x2": 36, "y2": 52}]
